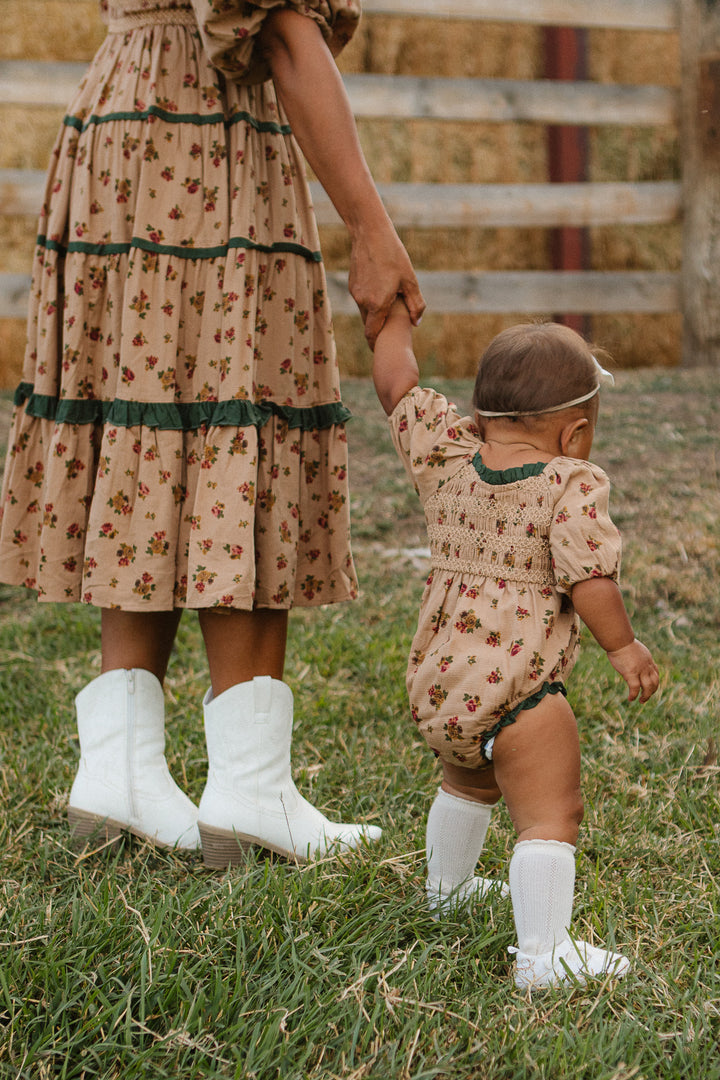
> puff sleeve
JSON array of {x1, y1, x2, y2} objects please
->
[
  {"x1": 388, "y1": 386, "x2": 481, "y2": 505},
  {"x1": 191, "y1": 0, "x2": 361, "y2": 85},
  {"x1": 548, "y1": 458, "x2": 622, "y2": 594}
]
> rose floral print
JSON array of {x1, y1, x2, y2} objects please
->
[
  {"x1": 0, "y1": 0, "x2": 360, "y2": 611},
  {"x1": 389, "y1": 386, "x2": 622, "y2": 769}
]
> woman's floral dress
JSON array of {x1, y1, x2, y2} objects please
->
[
  {"x1": 390, "y1": 386, "x2": 623, "y2": 769},
  {"x1": 0, "y1": 0, "x2": 361, "y2": 611}
]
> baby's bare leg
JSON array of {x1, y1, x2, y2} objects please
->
[
  {"x1": 491, "y1": 692, "x2": 583, "y2": 845},
  {"x1": 441, "y1": 759, "x2": 502, "y2": 804}
]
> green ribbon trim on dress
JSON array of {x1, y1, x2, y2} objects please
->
[
  {"x1": 37, "y1": 234, "x2": 323, "y2": 264},
  {"x1": 472, "y1": 453, "x2": 549, "y2": 485},
  {"x1": 64, "y1": 107, "x2": 292, "y2": 136},
  {"x1": 480, "y1": 681, "x2": 567, "y2": 760},
  {"x1": 13, "y1": 382, "x2": 351, "y2": 432}
]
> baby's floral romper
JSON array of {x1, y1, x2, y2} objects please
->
[
  {"x1": 389, "y1": 386, "x2": 623, "y2": 769},
  {"x1": 0, "y1": 0, "x2": 360, "y2": 611}
]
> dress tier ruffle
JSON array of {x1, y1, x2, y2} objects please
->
[{"x1": 0, "y1": 0, "x2": 361, "y2": 610}]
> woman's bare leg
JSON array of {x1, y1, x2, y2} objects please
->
[
  {"x1": 198, "y1": 608, "x2": 289, "y2": 697},
  {"x1": 71, "y1": 609, "x2": 200, "y2": 849},
  {"x1": 196, "y1": 607, "x2": 382, "y2": 864},
  {"x1": 101, "y1": 609, "x2": 183, "y2": 684}
]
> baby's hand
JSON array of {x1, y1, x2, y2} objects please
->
[{"x1": 606, "y1": 639, "x2": 659, "y2": 703}]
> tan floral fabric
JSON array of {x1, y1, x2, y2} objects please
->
[
  {"x1": 390, "y1": 386, "x2": 622, "y2": 769},
  {"x1": 0, "y1": 0, "x2": 360, "y2": 611}
]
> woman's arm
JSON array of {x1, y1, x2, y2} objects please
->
[
  {"x1": 258, "y1": 8, "x2": 425, "y2": 347},
  {"x1": 571, "y1": 577, "x2": 659, "y2": 703},
  {"x1": 372, "y1": 298, "x2": 419, "y2": 415}
]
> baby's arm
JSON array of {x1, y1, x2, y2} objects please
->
[
  {"x1": 372, "y1": 297, "x2": 419, "y2": 416},
  {"x1": 571, "y1": 577, "x2": 659, "y2": 703}
]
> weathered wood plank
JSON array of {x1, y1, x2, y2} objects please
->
[
  {"x1": 0, "y1": 276, "x2": 34, "y2": 320},
  {"x1": 311, "y1": 181, "x2": 681, "y2": 228},
  {"x1": 0, "y1": 61, "x2": 88, "y2": 107},
  {"x1": 1, "y1": 271, "x2": 679, "y2": 319},
  {"x1": 325, "y1": 271, "x2": 680, "y2": 315},
  {"x1": 0, "y1": 61, "x2": 677, "y2": 127},
  {"x1": 343, "y1": 75, "x2": 677, "y2": 126},
  {"x1": 1, "y1": 170, "x2": 681, "y2": 228},
  {"x1": 361, "y1": 0, "x2": 679, "y2": 31},
  {"x1": 679, "y1": 0, "x2": 720, "y2": 366},
  {"x1": 56, "y1": 0, "x2": 681, "y2": 29},
  {"x1": 0, "y1": 170, "x2": 46, "y2": 216}
]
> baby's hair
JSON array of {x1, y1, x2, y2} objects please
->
[{"x1": 472, "y1": 322, "x2": 610, "y2": 419}]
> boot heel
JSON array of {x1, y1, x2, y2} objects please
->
[
  {"x1": 68, "y1": 807, "x2": 123, "y2": 849},
  {"x1": 199, "y1": 822, "x2": 254, "y2": 868}
]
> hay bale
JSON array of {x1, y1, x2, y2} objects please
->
[
  {"x1": 1, "y1": 1, "x2": 104, "y2": 61},
  {"x1": 0, "y1": 320, "x2": 27, "y2": 389}
]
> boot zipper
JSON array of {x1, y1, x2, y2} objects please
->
[{"x1": 127, "y1": 669, "x2": 137, "y2": 824}]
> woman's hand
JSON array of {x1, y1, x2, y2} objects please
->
[{"x1": 349, "y1": 225, "x2": 425, "y2": 348}]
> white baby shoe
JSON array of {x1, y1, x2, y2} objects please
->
[
  {"x1": 428, "y1": 874, "x2": 510, "y2": 917},
  {"x1": 510, "y1": 937, "x2": 630, "y2": 990}
]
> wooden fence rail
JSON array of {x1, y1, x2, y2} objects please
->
[
  {"x1": 360, "y1": 0, "x2": 678, "y2": 31},
  {"x1": 326, "y1": 270, "x2": 680, "y2": 316},
  {"x1": 0, "y1": 61, "x2": 678, "y2": 126},
  {"x1": 2, "y1": 0, "x2": 713, "y2": 363},
  {"x1": 1, "y1": 170, "x2": 681, "y2": 228}
]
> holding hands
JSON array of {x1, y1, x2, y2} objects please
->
[{"x1": 349, "y1": 221, "x2": 425, "y2": 348}]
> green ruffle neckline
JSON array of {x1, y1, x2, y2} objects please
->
[
  {"x1": 13, "y1": 383, "x2": 351, "y2": 433},
  {"x1": 472, "y1": 452, "x2": 549, "y2": 486}
]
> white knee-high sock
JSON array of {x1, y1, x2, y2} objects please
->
[
  {"x1": 509, "y1": 839, "x2": 576, "y2": 955},
  {"x1": 426, "y1": 787, "x2": 493, "y2": 901}
]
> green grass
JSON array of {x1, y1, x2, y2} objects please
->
[{"x1": 1, "y1": 372, "x2": 719, "y2": 1079}]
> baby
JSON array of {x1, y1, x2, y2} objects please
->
[{"x1": 373, "y1": 307, "x2": 659, "y2": 990}]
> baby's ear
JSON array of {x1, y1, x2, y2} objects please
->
[{"x1": 560, "y1": 417, "x2": 589, "y2": 456}]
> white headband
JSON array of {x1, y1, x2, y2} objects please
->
[{"x1": 475, "y1": 357, "x2": 615, "y2": 418}]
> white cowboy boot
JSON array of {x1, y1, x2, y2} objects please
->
[
  {"x1": 68, "y1": 668, "x2": 200, "y2": 850},
  {"x1": 197, "y1": 676, "x2": 382, "y2": 866}
]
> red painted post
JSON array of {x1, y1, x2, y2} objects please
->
[{"x1": 544, "y1": 26, "x2": 591, "y2": 337}]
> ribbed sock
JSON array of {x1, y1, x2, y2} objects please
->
[
  {"x1": 426, "y1": 787, "x2": 494, "y2": 908},
  {"x1": 509, "y1": 838, "x2": 576, "y2": 955}
]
